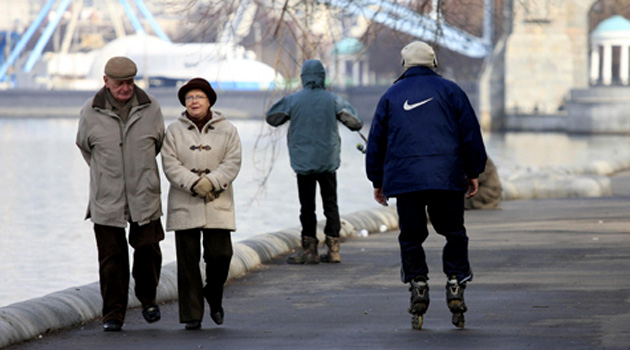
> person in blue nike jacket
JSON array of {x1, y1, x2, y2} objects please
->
[{"x1": 365, "y1": 41, "x2": 487, "y2": 329}]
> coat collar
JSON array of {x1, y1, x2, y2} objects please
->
[
  {"x1": 393, "y1": 66, "x2": 439, "y2": 83},
  {"x1": 92, "y1": 85, "x2": 151, "y2": 109},
  {"x1": 178, "y1": 110, "x2": 225, "y2": 130}
]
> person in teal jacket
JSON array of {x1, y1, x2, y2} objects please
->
[{"x1": 266, "y1": 59, "x2": 363, "y2": 264}]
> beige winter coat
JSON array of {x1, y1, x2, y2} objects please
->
[
  {"x1": 161, "y1": 111, "x2": 242, "y2": 232},
  {"x1": 76, "y1": 86, "x2": 165, "y2": 227}
]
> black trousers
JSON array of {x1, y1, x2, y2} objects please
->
[
  {"x1": 93, "y1": 219, "x2": 164, "y2": 323},
  {"x1": 396, "y1": 190, "x2": 472, "y2": 284},
  {"x1": 175, "y1": 228, "x2": 233, "y2": 323},
  {"x1": 297, "y1": 172, "x2": 340, "y2": 238}
]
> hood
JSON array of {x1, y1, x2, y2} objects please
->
[{"x1": 300, "y1": 59, "x2": 326, "y2": 89}]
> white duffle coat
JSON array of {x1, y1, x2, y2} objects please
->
[{"x1": 161, "y1": 110, "x2": 242, "y2": 232}]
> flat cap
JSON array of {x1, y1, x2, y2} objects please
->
[{"x1": 104, "y1": 56, "x2": 137, "y2": 80}]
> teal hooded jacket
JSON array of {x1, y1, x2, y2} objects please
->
[{"x1": 266, "y1": 59, "x2": 362, "y2": 175}]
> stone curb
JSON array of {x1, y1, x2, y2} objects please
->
[
  {"x1": 501, "y1": 158, "x2": 630, "y2": 200},
  {"x1": 0, "y1": 206, "x2": 398, "y2": 348}
]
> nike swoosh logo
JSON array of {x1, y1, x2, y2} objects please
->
[{"x1": 403, "y1": 98, "x2": 434, "y2": 111}]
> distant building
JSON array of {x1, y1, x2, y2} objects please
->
[
  {"x1": 589, "y1": 15, "x2": 630, "y2": 86},
  {"x1": 329, "y1": 37, "x2": 372, "y2": 87}
]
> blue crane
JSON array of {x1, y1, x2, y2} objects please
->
[
  {"x1": 0, "y1": 0, "x2": 170, "y2": 82},
  {"x1": 316, "y1": 0, "x2": 492, "y2": 58}
]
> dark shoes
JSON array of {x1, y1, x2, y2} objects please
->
[
  {"x1": 210, "y1": 308, "x2": 224, "y2": 325},
  {"x1": 103, "y1": 304, "x2": 159, "y2": 332},
  {"x1": 185, "y1": 308, "x2": 224, "y2": 330},
  {"x1": 184, "y1": 308, "x2": 223, "y2": 330},
  {"x1": 102, "y1": 320, "x2": 123, "y2": 332},
  {"x1": 142, "y1": 303, "x2": 161, "y2": 323},
  {"x1": 185, "y1": 320, "x2": 202, "y2": 330}
]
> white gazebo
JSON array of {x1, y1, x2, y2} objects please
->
[
  {"x1": 330, "y1": 37, "x2": 371, "y2": 87},
  {"x1": 590, "y1": 15, "x2": 630, "y2": 86}
]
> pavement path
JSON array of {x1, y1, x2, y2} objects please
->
[{"x1": 6, "y1": 172, "x2": 630, "y2": 350}]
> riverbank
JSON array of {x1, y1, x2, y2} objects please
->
[
  {"x1": 0, "y1": 88, "x2": 267, "y2": 120},
  {"x1": 500, "y1": 157, "x2": 630, "y2": 200},
  {"x1": 0, "y1": 86, "x2": 387, "y2": 121}
]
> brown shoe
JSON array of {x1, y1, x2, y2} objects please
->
[
  {"x1": 287, "y1": 236, "x2": 319, "y2": 264},
  {"x1": 319, "y1": 236, "x2": 341, "y2": 263}
]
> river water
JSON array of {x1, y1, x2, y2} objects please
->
[{"x1": 1, "y1": 117, "x2": 629, "y2": 307}]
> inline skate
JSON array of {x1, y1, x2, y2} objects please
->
[
  {"x1": 445, "y1": 276, "x2": 467, "y2": 328},
  {"x1": 408, "y1": 277, "x2": 430, "y2": 330}
]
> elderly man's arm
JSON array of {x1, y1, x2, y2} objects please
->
[{"x1": 76, "y1": 106, "x2": 92, "y2": 165}]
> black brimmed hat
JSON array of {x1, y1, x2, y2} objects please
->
[{"x1": 178, "y1": 78, "x2": 217, "y2": 106}]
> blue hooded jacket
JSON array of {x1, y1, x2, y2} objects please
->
[
  {"x1": 266, "y1": 59, "x2": 362, "y2": 175},
  {"x1": 365, "y1": 66, "x2": 487, "y2": 196}
]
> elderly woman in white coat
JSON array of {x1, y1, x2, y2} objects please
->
[{"x1": 161, "y1": 77, "x2": 242, "y2": 330}]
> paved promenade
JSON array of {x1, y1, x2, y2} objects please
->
[{"x1": 6, "y1": 173, "x2": 630, "y2": 349}]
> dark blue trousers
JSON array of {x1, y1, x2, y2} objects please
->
[{"x1": 396, "y1": 190, "x2": 472, "y2": 283}]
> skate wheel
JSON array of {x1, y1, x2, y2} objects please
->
[
  {"x1": 410, "y1": 302, "x2": 428, "y2": 315},
  {"x1": 452, "y1": 313, "x2": 465, "y2": 328},
  {"x1": 448, "y1": 300, "x2": 467, "y2": 313},
  {"x1": 411, "y1": 314, "x2": 423, "y2": 330}
]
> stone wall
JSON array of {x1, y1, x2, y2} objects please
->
[
  {"x1": 566, "y1": 86, "x2": 630, "y2": 133},
  {"x1": 503, "y1": 1, "x2": 591, "y2": 116}
]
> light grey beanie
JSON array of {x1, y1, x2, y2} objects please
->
[{"x1": 401, "y1": 41, "x2": 438, "y2": 69}]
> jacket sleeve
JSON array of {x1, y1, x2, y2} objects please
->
[
  {"x1": 453, "y1": 86, "x2": 487, "y2": 179},
  {"x1": 76, "y1": 106, "x2": 92, "y2": 166},
  {"x1": 207, "y1": 126, "x2": 242, "y2": 192},
  {"x1": 161, "y1": 127, "x2": 199, "y2": 194},
  {"x1": 153, "y1": 99, "x2": 165, "y2": 155},
  {"x1": 265, "y1": 97, "x2": 290, "y2": 126},
  {"x1": 365, "y1": 94, "x2": 389, "y2": 188},
  {"x1": 334, "y1": 94, "x2": 363, "y2": 131}
]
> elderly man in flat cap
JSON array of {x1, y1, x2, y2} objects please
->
[
  {"x1": 76, "y1": 56, "x2": 165, "y2": 332},
  {"x1": 365, "y1": 41, "x2": 487, "y2": 330}
]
